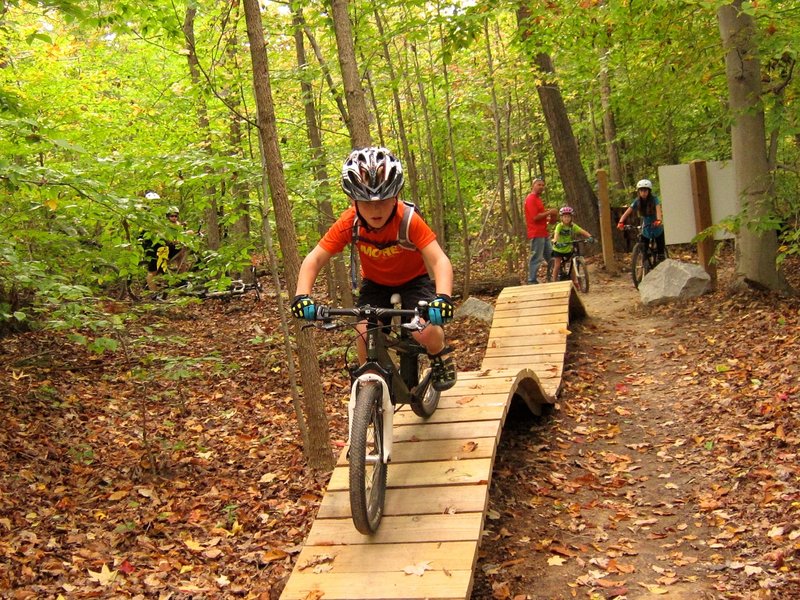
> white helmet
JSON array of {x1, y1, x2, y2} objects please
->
[
  {"x1": 636, "y1": 179, "x2": 652, "y2": 190},
  {"x1": 341, "y1": 147, "x2": 404, "y2": 201},
  {"x1": 145, "y1": 191, "x2": 161, "y2": 200}
]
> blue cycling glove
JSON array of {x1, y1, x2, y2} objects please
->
[
  {"x1": 291, "y1": 294, "x2": 317, "y2": 320},
  {"x1": 427, "y1": 294, "x2": 454, "y2": 326}
]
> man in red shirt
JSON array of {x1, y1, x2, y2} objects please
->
[
  {"x1": 524, "y1": 178, "x2": 558, "y2": 284},
  {"x1": 292, "y1": 147, "x2": 456, "y2": 391}
]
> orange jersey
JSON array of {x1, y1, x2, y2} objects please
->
[{"x1": 319, "y1": 202, "x2": 436, "y2": 286}]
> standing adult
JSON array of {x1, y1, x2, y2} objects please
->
[{"x1": 524, "y1": 178, "x2": 558, "y2": 284}]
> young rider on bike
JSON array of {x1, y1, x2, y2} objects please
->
[
  {"x1": 550, "y1": 206, "x2": 593, "y2": 281},
  {"x1": 142, "y1": 195, "x2": 191, "y2": 292},
  {"x1": 291, "y1": 147, "x2": 457, "y2": 392},
  {"x1": 617, "y1": 179, "x2": 666, "y2": 261}
]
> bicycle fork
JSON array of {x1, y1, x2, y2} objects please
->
[{"x1": 347, "y1": 374, "x2": 394, "y2": 464}]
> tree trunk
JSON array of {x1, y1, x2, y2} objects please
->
[
  {"x1": 242, "y1": 0, "x2": 334, "y2": 472},
  {"x1": 717, "y1": 1, "x2": 788, "y2": 292},
  {"x1": 374, "y1": 8, "x2": 421, "y2": 208},
  {"x1": 484, "y1": 18, "x2": 510, "y2": 233},
  {"x1": 292, "y1": 7, "x2": 353, "y2": 307},
  {"x1": 302, "y1": 24, "x2": 350, "y2": 131},
  {"x1": 438, "y1": 12, "x2": 470, "y2": 299},
  {"x1": 599, "y1": 49, "x2": 625, "y2": 191},
  {"x1": 182, "y1": 6, "x2": 221, "y2": 250},
  {"x1": 516, "y1": 7, "x2": 600, "y2": 232},
  {"x1": 410, "y1": 38, "x2": 445, "y2": 240},
  {"x1": 331, "y1": 0, "x2": 371, "y2": 147},
  {"x1": 223, "y1": 13, "x2": 253, "y2": 282}
]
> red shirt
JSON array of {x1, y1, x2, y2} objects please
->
[
  {"x1": 319, "y1": 202, "x2": 437, "y2": 286},
  {"x1": 524, "y1": 192, "x2": 548, "y2": 239}
]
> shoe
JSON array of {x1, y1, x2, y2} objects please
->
[{"x1": 430, "y1": 346, "x2": 457, "y2": 391}]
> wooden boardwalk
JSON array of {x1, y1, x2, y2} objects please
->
[{"x1": 280, "y1": 281, "x2": 585, "y2": 599}]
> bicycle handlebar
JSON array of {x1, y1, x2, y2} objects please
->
[{"x1": 315, "y1": 304, "x2": 429, "y2": 331}]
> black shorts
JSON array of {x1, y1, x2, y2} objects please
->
[
  {"x1": 552, "y1": 250, "x2": 572, "y2": 259},
  {"x1": 358, "y1": 275, "x2": 435, "y2": 312}
]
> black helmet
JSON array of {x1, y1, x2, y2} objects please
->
[{"x1": 341, "y1": 147, "x2": 404, "y2": 202}]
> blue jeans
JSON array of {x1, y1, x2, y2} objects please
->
[{"x1": 528, "y1": 237, "x2": 552, "y2": 283}]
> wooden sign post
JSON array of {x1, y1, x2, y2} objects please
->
[{"x1": 596, "y1": 169, "x2": 618, "y2": 275}]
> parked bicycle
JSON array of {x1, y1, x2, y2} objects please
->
[
  {"x1": 159, "y1": 266, "x2": 262, "y2": 301},
  {"x1": 623, "y1": 225, "x2": 669, "y2": 288},
  {"x1": 547, "y1": 239, "x2": 592, "y2": 293},
  {"x1": 308, "y1": 295, "x2": 439, "y2": 534}
]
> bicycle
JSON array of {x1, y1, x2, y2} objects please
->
[
  {"x1": 308, "y1": 295, "x2": 440, "y2": 534},
  {"x1": 163, "y1": 265, "x2": 262, "y2": 301},
  {"x1": 547, "y1": 239, "x2": 592, "y2": 293},
  {"x1": 624, "y1": 225, "x2": 668, "y2": 288}
]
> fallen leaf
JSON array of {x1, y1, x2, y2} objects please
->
[
  {"x1": 87, "y1": 564, "x2": 117, "y2": 586},
  {"x1": 403, "y1": 561, "x2": 432, "y2": 576},
  {"x1": 639, "y1": 583, "x2": 669, "y2": 594}
]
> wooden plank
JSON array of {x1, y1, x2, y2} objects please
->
[
  {"x1": 281, "y1": 570, "x2": 474, "y2": 600},
  {"x1": 317, "y1": 485, "x2": 488, "y2": 518},
  {"x1": 393, "y1": 420, "x2": 500, "y2": 442},
  {"x1": 292, "y1": 541, "x2": 478, "y2": 573},
  {"x1": 393, "y1": 404, "x2": 507, "y2": 425},
  {"x1": 436, "y1": 392, "x2": 509, "y2": 406},
  {"x1": 306, "y1": 512, "x2": 484, "y2": 546},
  {"x1": 479, "y1": 352, "x2": 564, "y2": 364},
  {"x1": 485, "y1": 334, "x2": 567, "y2": 347},
  {"x1": 485, "y1": 322, "x2": 571, "y2": 334},
  {"x1": 336, "y1": 437, "x2": 497, "y2": 466},
  {"x1": 491, "y1": 313, "x2": 568, "y2": 327},
  {"x1": 328, "y1": 458, "x2": 493, "y2": 489},
  {"x1": 481, "y1": 357, "x2": 563, "y2": 374},
  {"x1": 494, "y1": 296, "x2": 571, "y2": 311},
  {"x1": 498, "y1": 282, "x2": 571, "y2": 297},
  {"x1": 492, "y1": 304, "x2": 569, "y2": 318}
]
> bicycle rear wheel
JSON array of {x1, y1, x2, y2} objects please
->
[
  {"x1": 631, "y1": 243, "x2": 646, "y2": 288},
  {"x1": 574, "y1": 256, "x2": 589, "y2": 293},
  {"x1": 408, "y1": 352, "x2": 440, "y2": 418},
  {"x1": 349, "y1": 382, "x2": 387, "y2": 534},
  {"x1": 544, "y1": 258, "x2": 555, "y2": 282}
]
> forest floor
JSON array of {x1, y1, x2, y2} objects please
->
[{"x1": 0, "y1": 247, "x2": 799, "y2": 599}]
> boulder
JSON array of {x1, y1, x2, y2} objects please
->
[
  {"x1": 639, "y1": 259, "x2": 711, "y2": 306},
  {"x1": 454, "y1": 296, "x2": 494, "y2": 323}
]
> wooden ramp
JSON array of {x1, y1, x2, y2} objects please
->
[{"x1": 280, "y1": 281, "x2": 585, "y2": 599}]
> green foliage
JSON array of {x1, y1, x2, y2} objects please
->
[{"x1": 2, "y1": 0, "x2": 799, "y2": 330}]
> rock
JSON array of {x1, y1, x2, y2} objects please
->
[
  {"x1": 454, "y1": 296, "x2": 494, "y2": 323},
  {"x1": 639, "y1": 259, "x2": 711, "y2": 306}
]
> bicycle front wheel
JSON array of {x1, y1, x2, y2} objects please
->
[
  {"x1": 574, "y1": 256, "x2": 589, "y2": 293},
  {"x1": 631, "y1": 243, "x2": 646, "y2": 288},
  {"x1": 349, "y1": 382, "x2": 387, "y2": 534}
]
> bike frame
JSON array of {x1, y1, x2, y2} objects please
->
[
  {"x1": 317, "y1": 304, "x2": 427, "y2": 465},
  {"x1": 552, "y1": 240, "x2": 585, "y2": 281}
]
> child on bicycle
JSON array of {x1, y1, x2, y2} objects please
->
[
  {"x1": 291, "y1": 147, "x2": 457, "y2": 391},
  {"x1": 550, "y1": 206, "x2": 593, "y2": 282},
  {"x1": 617, "y1": 179, "x2": 665, "y2": 261}
]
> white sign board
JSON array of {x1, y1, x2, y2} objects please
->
[{"x1": 656, "y1": 161, "x2": 738, "y2": 245}]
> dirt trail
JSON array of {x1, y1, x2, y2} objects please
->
[{"x1": 472, "y1": 266, "x2": 735, "y2": 599}]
